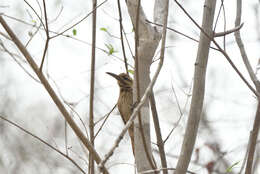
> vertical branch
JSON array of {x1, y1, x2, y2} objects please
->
[
  {"x1": 234, "y1": 0, "x2": 260, "y2": 90},
  {"x1": 65, "y1": 120, "x2": 68, "y2": 155},
  {"x1": 234, "y1": 1, "x2": 260, "y2": 173},
  {"x1": 148, "y1": 0, "x2": 170, "y2": 172},
  {"x1": 40, "y1": 0, "x2": 50, "y2": 71},
  {"x1": 117, "y1": 0, "x2": 128, "y2": 74},
  {"x1": 24, "y1": 0, "x2": 50, "y2": 71},
  {"x1": 134, "y1": 0, "x2": 140, "y2": 101},
  {"x1": 213, "y1": 1, "x2": 226, "y2": 50},
  {"x1": 174, "y1": 0, "x2": 216, "y2": 173},
  {"x1": 89, "y1": 0, "x2": 97, "y2": 173},
  {"x1": 245, "y1": 103, "x2": 260, "y2": 174},
  {"x1": 134, "y1": 0, "x2": 156, "y2": 170},
  {"x1": 149, "y1": 91, "x2": 168, "y2": 174}
]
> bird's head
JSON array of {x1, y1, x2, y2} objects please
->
[{"x1": 106, "y1": 72, "x2": 133, "y2": 89}]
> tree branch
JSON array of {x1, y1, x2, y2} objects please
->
[
  {"x1": 0, "y1": 115, "x2": 86, "y2": 174},
  {"x1": 214, "y1": 23, "x2": 243, "y2": 37},
  {"x1": 174, "y1": 0, "x2": 259, "y2": 97},
  {"x1": 149, "y1": 91, "x2": 168, "y2": 174},
  {"x1": 89, "y1": 0, "x2": 97, "y2": 173},
  {"x1": 234, "y1": 1, "x2": 260, "y2": 173},
  {"x1": 117, "y1": 0, "x2": 129, "y2": 74},
  {"x1": 0, "y1": 15, "x2": 109, "y2": 174}
]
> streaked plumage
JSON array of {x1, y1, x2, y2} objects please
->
[{"x1": 106, "y1": 72, "x2": 135, "y2": 155}]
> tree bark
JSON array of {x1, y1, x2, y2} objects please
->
[{"x1": 125, "y1": 0, "x2": 168, "y2": 172}]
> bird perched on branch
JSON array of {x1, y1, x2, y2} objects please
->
[{"x1": 106, "y1": 72, "x2": 135, "y2": 156}]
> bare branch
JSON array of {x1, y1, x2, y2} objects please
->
[
  {"x1": 117, "y1": 0, "x2": 128, "y2": 74},
  {"x1": 213, "y1": 0, "x2": 226, "y2": 50},
  {"x1": 174, "y1": 0, "x2": 259, "y2": 97},
  {"x1": 40, "y1": 0, "x2": 50, "y2": 71},
  {"x1": 89, "y1": 0, "x2": 97, "y2": 172},
  {"x1": 94, "y1": 104, "x2": 117, "y2": 139},
  {"x1": 24, "y1": 0, "x2": 45, "y2": 31},
  {"x1": 1, "y1": 13, "x2": 132, "y2": 68},
  {"x1": 0, "y1": 40, "x2": 40, "y2": 82},
  {"x1": 145, "y1": 20, "x2": 219, "y2": 51},
  {"x1": 245, "y1": 103, "x2": 260, "y2": 174},
  {"x1": 0, "y1": 115, "x2": 86, "y2": 174},
  {"x1": 234, "y1": 1, "x2": 260, "y2": 173},
  {"x1": 0, "y1": 15, "x2": 109, "y2": 174},
  {"x1": 239, "y1": 132, "x2": 252, "y2": 174},
  {"x1": 50, "y1": 0, "x2": 108, "y2": 39},
  {"x1": 149, "y1": 91, "x2": 168, "y2": 174},
  {"x1": 214, "y1": 23, "x2": 243, "y2": 37}
]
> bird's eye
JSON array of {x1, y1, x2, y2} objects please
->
[{"x1": 123, "y1": 76, "x2": 130, "y2": 81}]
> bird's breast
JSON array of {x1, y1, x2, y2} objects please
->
[{"x1": 117, "y1": 89, "x2": 133, "y2": 124}]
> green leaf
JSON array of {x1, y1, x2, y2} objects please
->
[
  {"x1": 72, "y1": 29, "x2": 77, "y2": 36},
  {"x1": 100, "y1": 27, "x2": 107, "y2": 32},
  {"x1": 226, "y1": 161, "x2": 240, "y2": 173},
  {"x1": 128, "y1": 69, "x2": 134, "y2": 75},
  {"x1": 105, "y1": 44, "x2": 117, "y2": 55}
]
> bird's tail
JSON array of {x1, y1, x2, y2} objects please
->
[{"x1": 128, "y1": 124, "x2": 135, "y2": 156}]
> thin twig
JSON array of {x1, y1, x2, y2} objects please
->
[
  {"x1": 1, "y1": 13, "x2": 133, "y2": 68},
  {"x1": 0, "y1": 40, "x2": 40, "y2": 82},
  {"x1": 24, "y1": 0, "x2": 45, "y2": 31},
  {"x1": 48, "y1": 5, "x2": 63, "y2": 24},
  {"x1": 0, "y1": 115, "x2": 86, "y2": 174},
  {"x1": 25, "y1": 8, "x2": 42, "y2": 47},
  {"x1": 40, "y1": 0, "x2": 50, "y2": 71},
  {"x1": 50, "y1": 0, "x2": 108, "y2": 39},
  {"x1": 145, "y1": 19, "x2": 219, "y2": 51},
  {"x1": 25, "y1": 24, "x2": 41, "y2": 47},
  {"x1": 163, "y1": 80, "x2": 192, "y2": 144},
  {"x1": 117, "y1": 0, "x2": 128, "y2": 74},
  {"x1": 50, "y1": 77, "x2": 89, "y2": 137},
  {"x1": 94, "y1": 104, "x2": 117, "y2": 139},
  {"x1": 214, "y1": 23, "x2": 243, "y2": 37},
  {"x1": 213, "y1": 0, "x2": 227, "y2": 50},
  {"x1": 123, "y1": 28, "x2": 134, "y2": 59}
]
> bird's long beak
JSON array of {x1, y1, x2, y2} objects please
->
[{"x1": 106, "y1": 72, "x2": 121, "y2": 81}]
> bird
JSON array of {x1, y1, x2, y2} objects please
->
[{"x1": 106, "y1": 72, "x2": 135, "y2": 156}]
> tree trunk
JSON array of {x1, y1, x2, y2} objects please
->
[
  {"x1": 175, "y1": 0, "x2": 216, "y2": 173},
  {"x1": 125, "y1": 0, "x2": 168, "y2": 172}
]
